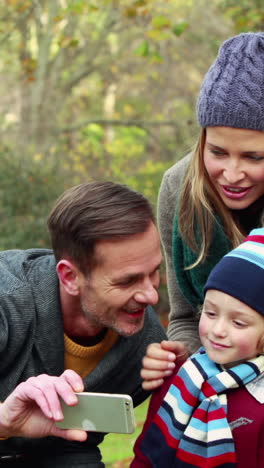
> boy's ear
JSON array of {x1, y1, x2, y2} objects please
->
[
  {"x1": 258, "y1": 335, "x2": 264, "y2": 355},
  {"x1": 56, "y1": 259, "x2": 80, "y2": 296},
  {"x1": 197, "y1": 304, "x2": 203, "y2": 319}
]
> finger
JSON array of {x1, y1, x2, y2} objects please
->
[
  {"x1": 14, "y1": 381, "x2": 56, "y2": 420},
  {"x1": 61, "y1": 369, "x2": 84, "y2": 393},
  {"x1": 51, "y1": 425, "x2": 88, "y2": 442},
  {"x1": 160, "y1": 340, "x2": 188, "y2": 357},
  {"x1": 176, "y1": 350, "x2": 189, "y2": 363},
  {"x1": 145, "y1": 342, "x2": 177, "y2": 363},
  {"x1": 145, "y1": 342, "x2": 162, "y2": 357},
  {"x1": 36, "y1": 374, "x2": 80, "y2": 409},
  {"x1": 142, "y1": 378, "x2": 165, "y2": 391},
  {"x1": 141, "y1": 366, "x2": 173, "y2": 381},
  {"x1": 25, "y1": 376, "x2": 76, "y2": 419},
  {"x1": 16, "y1": 373, "x2": 82, "y2": 422},
  {"x1": 36, "y1": 377, "x2": 69, "y2": 418},
  {"x1": 142, "y1": 355, "x2": 175, "y2": 371}
]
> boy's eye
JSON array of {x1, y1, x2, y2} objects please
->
[
  {"x1": 204, "y1": 310, "x2": 216, "y2": 318},
  {"x1": 233, "y1": 320, "x2": 247, "y2": 328}
]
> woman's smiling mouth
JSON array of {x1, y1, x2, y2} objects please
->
[{"x1": 220, "y1": 185, "x2": 252, "y2": 200}]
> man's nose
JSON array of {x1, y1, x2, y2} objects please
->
[{"x1": 134, "y1": 280, "x2": 159, "y2": 306}]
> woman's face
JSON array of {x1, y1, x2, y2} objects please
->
[{"x1": 203, "y1": 126, "x2": 264, "y2": 210}]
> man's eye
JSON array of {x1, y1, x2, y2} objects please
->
[
  {"x1": 151, "y1": 269, "x2": 160, "y2": 280},
  {"x1": 119, "y1": 278, "x2": 135, "y2": 286}
]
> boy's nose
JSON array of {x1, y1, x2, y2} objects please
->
[{"x1": 212, "y1": 319, "x2": 228, "y2": 338}]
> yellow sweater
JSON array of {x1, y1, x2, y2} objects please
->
[{"x1": 64, "y1": 329, "x2": 119, "y2": 378}]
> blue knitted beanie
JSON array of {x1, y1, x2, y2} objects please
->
[
  {"x1": 197, "y1": 32, "x2": 264, "y2": 131},
  {"x1": 204, "y1": 227, "x2": 264, "y2": 316}
]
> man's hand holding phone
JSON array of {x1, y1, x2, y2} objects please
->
[
  {"x1": 0, "y1": 370, "x2": 87, "y2": 441},
  {"x1": 56, "y1": 392, "x2": 135, "y2": 434}
]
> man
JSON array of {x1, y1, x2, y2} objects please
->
[{"x1": 0, "y1": 181, "x2": 166, "y2": 467}]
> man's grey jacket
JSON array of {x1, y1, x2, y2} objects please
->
[{"x1": 0, "y1": 249, "x2": 166, "y2": 468}]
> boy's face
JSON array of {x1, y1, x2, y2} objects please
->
[{"x1": 199, "y1": 290, "x2": 264, "y2": 368}]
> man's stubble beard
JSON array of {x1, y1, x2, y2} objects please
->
[{"x1": 80, "y1": 299, "x2": 144, "y2": 338}]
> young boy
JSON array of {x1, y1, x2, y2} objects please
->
[{"x1": 131, "y1": 227, "x2": 264, "y2": 468}]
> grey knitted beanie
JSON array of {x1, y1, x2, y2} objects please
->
[{"x1": 197, "y1": 32, "x2": 264, "y2": 131}]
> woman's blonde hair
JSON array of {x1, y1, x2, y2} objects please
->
[{"x1": 178, "y1": 128, "x2": 245, "y2": 268}]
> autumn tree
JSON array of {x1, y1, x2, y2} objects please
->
[{"x1": 0, "y1": 0, "x2": 233, "y2": 248}]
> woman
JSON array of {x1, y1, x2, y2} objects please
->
[{"x1": 142, "y1": 31, "x2": 264, "y2": 390}]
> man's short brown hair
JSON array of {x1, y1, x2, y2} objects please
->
[{"x1": 47, "y1": 181, "x2": 155, "y2": 274}]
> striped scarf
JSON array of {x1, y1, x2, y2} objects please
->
[{"x1": 140, "y1": 348, "x2": 264, "y2": 467}]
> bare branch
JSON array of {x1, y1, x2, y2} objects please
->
[
  {"x1": 62, "y1": 12, "x2": 119, "y2": 92},
  {"x1": 0, "y1": 3, "x2": 34, "y2": 46}
]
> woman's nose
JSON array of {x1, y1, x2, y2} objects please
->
[{"x1": 223, "y1": 160, "x2": 245, "y2": 184}]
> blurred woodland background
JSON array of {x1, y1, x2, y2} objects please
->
[{"x1": 0, "y1": 0, "x2": 263, "y2": 317}]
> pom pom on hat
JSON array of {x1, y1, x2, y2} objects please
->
[
  {"x1": 204, "y1": 228, "x2": 264, "y2": 316},
  {"x1": 197, "y1": 32, "x2": 264, "y2": 131}
]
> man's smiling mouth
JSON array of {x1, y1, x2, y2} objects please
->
[{"x1": 123, "y1": 307, "x2": 145, "y2": 317}]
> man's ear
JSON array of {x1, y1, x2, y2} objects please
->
[{"x1": 56, "y1": 259, "x2": 80, "y2": 296}]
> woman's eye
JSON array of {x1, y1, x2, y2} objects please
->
[
  {"x1": 245, "y1": 154, "x2": 264, "y2": 161},
  {"x1": 209, "y1": 149, "x2": 226, "y2": 156}
]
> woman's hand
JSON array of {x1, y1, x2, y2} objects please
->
[{"x1": 141, "y1": 340, "x2": 188, "y2": 390}]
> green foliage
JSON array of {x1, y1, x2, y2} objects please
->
[
  {"x1": 151, "y1": 15, "x2": 171, "y2": 29},
  {"x1": 134, "y1": 40, "x2": 150, "y2": 57},
  {"x1": 0, "y1": 147, "x2": 67, "y2": 249},
  {"x1": 0, "y1": 0, "x2": 235, "y2": 251},
  {"x1": 219, "y1": 0, "x2": 264, "y2": 32},
  {"x1": 100, "y1": 398, "x2": 150, "y2": 467},
  {"x1": 172, "y1": 21, "x2": 189, "y2": 36},
  {"x1": 125, "y1": 160, "x2": 172, "y2": 205}
]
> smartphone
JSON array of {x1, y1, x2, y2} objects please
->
[{"x1": 56, "y1": 392, "x2": 136, "y2": 434}]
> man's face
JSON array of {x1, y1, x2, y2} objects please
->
[{"x1": 78, "y1": 222, "x2": 162, "y2": 337}]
